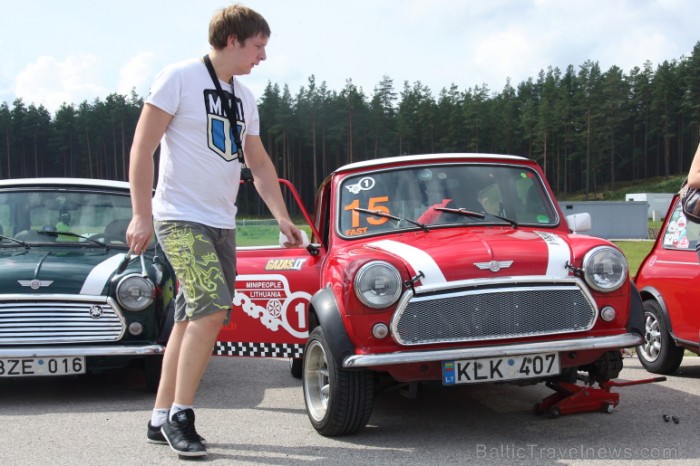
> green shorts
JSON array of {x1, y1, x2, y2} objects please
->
[{"x1": 154, "y1": 220, "x2": 236, "y2": 323}]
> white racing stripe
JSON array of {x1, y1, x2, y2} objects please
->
[
  {"x1": 80, "y1": 253, "x2": 128, "y2": 295},
  {"x1": 535, "y1": 231, "x2": 570, "y2": 278},
  {"x1": 367, "y1": 240, "x2": 446, "y2": 286}
]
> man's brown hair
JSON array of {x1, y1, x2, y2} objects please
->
[{"x1": 208, "y1": 3, "x2": 271, "y2": 49}]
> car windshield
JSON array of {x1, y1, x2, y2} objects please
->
[
  {"x1": 337, "y1": 163, "x2": 558, "y2": 238},
  {"x1": 0, "y1": 187, "x2": 134, "y2": 247}
]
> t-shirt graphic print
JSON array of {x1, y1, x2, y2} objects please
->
[{"x1": 204, "y1": 89, "x2": 247, "y2": 162}]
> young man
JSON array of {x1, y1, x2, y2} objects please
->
[{"x1": 126, "y1": 4, "x2": 303, "y2": 458}]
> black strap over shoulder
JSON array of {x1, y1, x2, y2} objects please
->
[{"x1": 203, "y1": 54, "x2": 253, "y2": 182}]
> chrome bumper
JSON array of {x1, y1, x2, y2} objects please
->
[
  {"x1": 0, "y1": 344, "x2": 165, "y2": 358},
  {"x1": 343, "y1": 333, "x2": 641, "y2": 369}
]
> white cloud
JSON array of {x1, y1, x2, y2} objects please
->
[
  {"x1": 2, "y1": 0, "x2": 699, "y2": 112},
  {"x1": 117, "y1": 52, "x2": 157, "y2": 97},
  {"x1": 472, "y1": 28, "x2": 542, "y2": 90},
  {"x1": 15, "y1": 54, "x2": 107, "y2": 112},
  {"x1": 609, "y1": 32, "x2": 679, "y2": 73}
]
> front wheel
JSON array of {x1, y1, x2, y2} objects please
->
[
  {"x1": 636, "y1": 300, "x2": 684, "y2": 374},
  {"x1": 302, "y1": 326, "x2": 374, "y2": 436}
]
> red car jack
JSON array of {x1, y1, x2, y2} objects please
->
[{"x1": 534, "y1": 376, "x2": 667, "y2": 418}]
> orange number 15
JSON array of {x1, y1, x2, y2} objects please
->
[{"x1": 344, "y1": 196, "x2": 390, "y2": 228}]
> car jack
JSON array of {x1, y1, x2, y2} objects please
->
[{"x1": 534, "y1": 376, "x2": 666, "y2": 418}]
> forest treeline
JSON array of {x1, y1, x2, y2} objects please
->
[{"x1": 1, "y1": 41, "x2": 699, "y2": 214}]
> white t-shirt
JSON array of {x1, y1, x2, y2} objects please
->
[{"x1": 147, "y1": 57, "x2": 260, "y2": 229}]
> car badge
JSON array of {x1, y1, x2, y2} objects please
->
[
  {"x1": 345, "y1": 176, "x2": 375, "y2": 194},
  {"x1": 18, "y1": 279, "x2": 54, "y2": 290},
  {"x1": 89, "y1": 305, "x2": 104, "y2": 319},
  {"x1": 474, "y1": 260, "x2": 514, "y2": 273}
]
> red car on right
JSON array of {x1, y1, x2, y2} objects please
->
[{"x1": 634, "y1": 194, "x2": 700, "y2": 373}]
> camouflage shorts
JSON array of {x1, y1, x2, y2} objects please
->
[{"x1": 154, "y1": 221, "x2": 236, "y2": 322}]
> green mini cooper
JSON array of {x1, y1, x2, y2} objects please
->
[{"x1": 0, "y1": 178, "x2": 176, "y2": 391}]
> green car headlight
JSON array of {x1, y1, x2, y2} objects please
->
[{"x1": 116, "y1": 275, "x2": 155, "y2": 311}]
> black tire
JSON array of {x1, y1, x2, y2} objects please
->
[
  {"x1": 636, "y1": 300, "x2": 684, "y2": 374},
  {"x1": 302, "y1": 326, "x2": 374, "y2": 436},
  {"x1": 289, "y1": 358, "x2": 303, "y2": 379},
  {"x1": 144, "y1": 355, "x2": 163, "y2": 393},
  {"x1": 584, "y1": 350, "x2": 623, "y2": 384}
]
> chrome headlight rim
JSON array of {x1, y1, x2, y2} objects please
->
[
  {"x1": 116, "y1": 274, "x2": 155, "y2": 311},
  {"x1": 582, "y1": 246, "x2": 628, "y2": 293},
  {"x1": 354, "y1": 261, "x2": 403, "y2": 309}
]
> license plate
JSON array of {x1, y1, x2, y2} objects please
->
[
  {"x1": 0, "y1": 357, "x2": 86, "y2": 377},
  {"x1": 442, "y1": 353, "x2": 559, "y2": 385}
]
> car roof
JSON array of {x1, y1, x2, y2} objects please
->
[
  {"x1": 0, "y1": 177, "x2": 130, "y2": 190},
  {"x1": 333, "y1": 153, "x2": 530, "y2": 175}
]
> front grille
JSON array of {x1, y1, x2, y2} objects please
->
[
  {"x1": 392, "y1": 279, "x2": 597, "y2": 346},
  {"x1": 0, "y1": 295, "x2": 125, "y2": 345}
]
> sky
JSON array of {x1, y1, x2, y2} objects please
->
[{"x1": 1, "y1": 0, "x2": 698, "y2": 115}]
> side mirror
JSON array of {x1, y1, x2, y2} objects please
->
[{"x1": 566, "y1": 212, "x2": 591, "y2": 233}]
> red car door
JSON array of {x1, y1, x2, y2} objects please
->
[
  {"x1": 640, "y1": 198, "x2": 700, "y2": 343},
  {"x1": 214, "y1": 180, "x2": 323, "y2": 359}
]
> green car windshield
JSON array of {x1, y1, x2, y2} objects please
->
[
  {"x1": 338, "y1": 164, "x2": 558, "y2": 238},
  {"x1": 0, "y1": 188, "x2": 134, "y2": 246}
]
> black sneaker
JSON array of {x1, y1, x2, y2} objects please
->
[
  {"x1": 147, "y1": 421, "x2": 167, "y2": 444},
  {"x1": 161, "y1": 409, "x2": 207, "y2": 457},
  {"x1": 147, "y1": 421, "x2": 206, "y2": 445}
]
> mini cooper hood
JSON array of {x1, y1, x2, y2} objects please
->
[
  {"x1": 0, "y1": 249, "x2": 129, "y2": 295},
  {"x1": 363, "y1": 228, "x2": 573, "y2": 284}
]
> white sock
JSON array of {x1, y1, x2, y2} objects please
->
[
  {"x1": 170, "y1": 403, "x2": 194, "y2": 421},
  {"x1": 150, "y1": 408, "x2": 169, "y2": 427}
]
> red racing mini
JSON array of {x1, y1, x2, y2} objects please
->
[
  {"x1": 634, "y1": 193, "x2": 700, "y2": 373},
  {"x1": 215, "y1": 153, "x2": 645, "y2": 435}
]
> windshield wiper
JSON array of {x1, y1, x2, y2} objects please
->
[
  {"x1": 0, "y1": 234, "x2": 30, "y2": 249},
  {"x1": 435, "y1": 207, "x2": 485, "y2": 219},
  {"x1": 353, "y1": 207, "x2": 429, "y2": 232},
  {"x1": 37, "y1": 230, "x2": 110, "y2": 248},
  {"x1": 435, "y1": 207, "x2": 519, "y2": 228}
]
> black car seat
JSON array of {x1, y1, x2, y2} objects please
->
[{"x1": 103, "y1": 219, "x2": 130, "y2": 243}]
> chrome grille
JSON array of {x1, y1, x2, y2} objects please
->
[
  {"x1": 0, "y1": 295, "x2": 125, "y2": 344},
  {"x1": 392, "y1": 280, "x2": 597, "y2": 346}
]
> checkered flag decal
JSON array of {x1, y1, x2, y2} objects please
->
[{"x1": 213, "y1": 341, "x2": 304, "y2": 358}]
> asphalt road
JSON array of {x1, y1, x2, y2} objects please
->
[{"x1": 0, "y1": 355, "x2": 698, "y2": 465}]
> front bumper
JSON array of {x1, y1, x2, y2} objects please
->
[
  {"x1": 343, "y1": 333, "x2": 641, "y2": 369},
  {"x1": 0, "y1": 344, "x2": 165, "y2": 358}
]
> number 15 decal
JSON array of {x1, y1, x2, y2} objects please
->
[{"x1": 344, "y1": 196, "x2": 390, "y2": 228}]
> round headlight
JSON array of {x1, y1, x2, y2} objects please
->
[
  {"x1": 116, "y1": 275, "x2": 155, "y2": 311},
  {"x1": 582, "y1": 246, "x2": 628, "y2": 292},
  {"x1": 354, "y1": 261, "x2": 402, "y2": 308}
]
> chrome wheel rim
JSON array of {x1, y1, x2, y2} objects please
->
[
  {"x1": 639, "y1": 313, "x2": 661, "y2": 362},
  {"x1": 303, "y1": 339, "x2": 330, "y2": 422}
]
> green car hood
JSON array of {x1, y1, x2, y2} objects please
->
[{"x1": 0, "y1": 248, "x2": 129, "y2": 295}]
